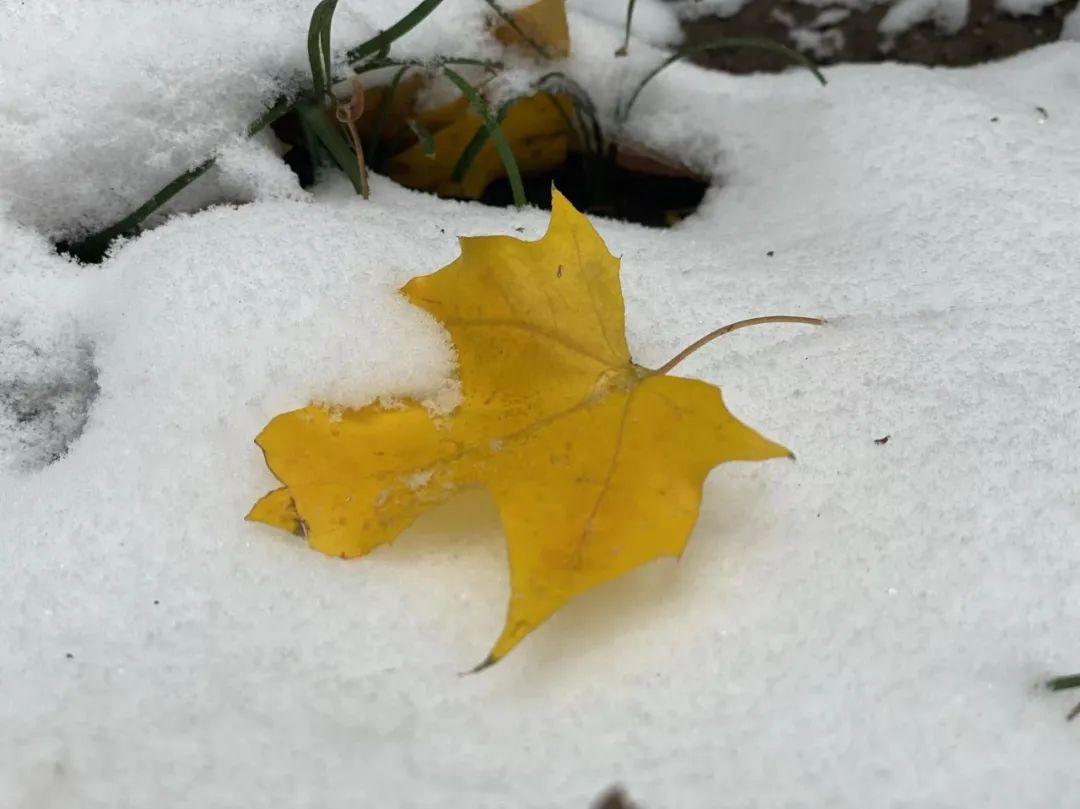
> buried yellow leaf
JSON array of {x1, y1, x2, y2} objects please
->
[
  {"x1": 344, "y1": 0, "x2": 573, "y2": 200},
  {"x1": 384, "y1": 92, "x2": 574, "y2": 199},
  {"x1": 493, "y1": 0, "x2": 571, "y2": 58},
  {"x1": 249, "y1": 190, "x2": 794, "y2": 667}
]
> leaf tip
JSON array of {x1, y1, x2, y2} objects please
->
[
  {"x1": 462, "y1": 653, "x2": 499, "y2": 675},
  {"x1": 549, "y1": 182, "x2": 571, "y2": 212}
]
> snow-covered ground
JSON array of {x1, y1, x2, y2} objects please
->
[{"x1": 3, "y1": 1, "x2": 1080, "y2": 807}]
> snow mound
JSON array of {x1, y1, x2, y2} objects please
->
[{"x1": 0, "y1": 0, "x2": 499, "y2": 242}]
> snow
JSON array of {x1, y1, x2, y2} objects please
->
[
  {"x1": 879, "y1": 0, "x2": 969, "y2": 40},
  {"x1": 998, "y1": 0, "x2": 1061, "y2": 15},
  {"x1": 1064, "y1": 6, "x2": 1080, "y2": 39},
  {"x1": 3, "y1": 1, "x2": 1080, "y2": 807},
  {"x1": 0, "y1": 0, "x2": 501, "y2": 242},
  {"x1": 568, "y1": 0, "x2": 683, "y2": 47},
  {"x1": 789, "y1": 25, "x2": 847, "y2": 59},
  {"x1": 0, "y1": 221, "x2": 96, "y2": 472},
  {"x1": 673, "y1": 0, "x2": 755, "y2": 20}
]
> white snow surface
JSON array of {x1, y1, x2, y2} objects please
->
[
  {"x1": 2, "y1": 1, "x2": 1080, "y2": 806},
  {"x1": 568, "y1": 0, "x2": 683, "y2": 47},
  {"x1": 673, "y1": 0, "x2": 754, "y2": 20},
  {"x1": 0, "y1": 0, "x2": 502, "y2": 242},
  {"x1": 998, "y1": 0, "x2": 1061, "y2": 15},
  {"x1": 879, "y1": 0, "x2": 969, "y2": 39},
  {"x1": 1064, "y1": 5, "x2": 1080, "y2": 39}
]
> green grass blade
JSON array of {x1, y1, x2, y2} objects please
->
[
  {"x1": 346, "y1": 0, "x2": 447, "y2": 64},
  {"x1": 534, "y1": 72, "x2": 604, "y2": 155},
  {"x1": 64, "y1": 158, "x2": 215, "y2": 263},
  {"x1": 615, "y1": 0, "x2": 637, "y2": 56},
  {"x1": 536, "y1": 72, "x2": 596, "y2": 108},
  {"x1": 353, "y1": 56, "x2": 502, "y2": 76},
  {"x1": 450, "y1": 75, "x2": 604, "y2": 187},
  {"x1": 320, "y1": 0, "x2": 338, "y2": 91},
  {"x1": 307, "y1": 2, "x2": 324, "y2": 96},
  {"x1": 442, "y1": 67, "x2": 525, "y2": 207},
  {"x1": 298, "y1": 104, "x2": 324, "y2": 179},
  {"x1": 67, "y1": 97, "x2": 293, "y2": 262},
  {"x1": 69, "y1": 0, "x2": 449, "y2": 261},
  {"x1": 246, "y1": 96, "x2": 294, "y2": 137},
  {"x1": 307, "y1": 0, "x2": 338, "y2": 97},
  {"x1": 480, "y1": 0, "x2": 550, "y2": 59},
  {"x1": 366, "y1": 64, "x2": 411, "y2": 165},
  {"x1": 1048, "y1": 674, "x2": 1080, "y2": 691},
  {"x1": 620, "y1": 37, "x2": 826, "y2": 121},
  {"x1": 297, "y1": 101, "x2": 366, "y2": 195},
  {"x1": 449, "y1": 102, "x2": 509, "y2": 183}
]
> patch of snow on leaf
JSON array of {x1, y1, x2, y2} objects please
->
[{"x1": 405, "y1": 470, "x2": 434, "y2": 491}]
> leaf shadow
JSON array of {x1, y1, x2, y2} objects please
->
[
  {"x1": 364, "y1": 488, "x2": 511, "y2": 651},
  {"x1": 360, "y1": 471, "x2": 776, "y2": 681},
  {"x1": 494, "y1": 472, "x2": 778, "y2": 686},
  {"x1": 373, "y1": 487, "x2": 506, "y2": 566},
  {"x1": 514, "y1": 483, "x2": 768, "y2": 678}
]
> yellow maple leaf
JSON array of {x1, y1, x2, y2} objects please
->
[{"x1": 249, "y1": 190, "x2": 795, "y2": 668}]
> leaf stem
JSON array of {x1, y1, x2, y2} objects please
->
[{"x1": 656, "y1": 315, "x2": 825, "y2": 375}]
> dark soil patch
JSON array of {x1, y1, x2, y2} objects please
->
[
  {"x1": 681, "y1": 0, "x2": 1078, "y2": 72},
  {"x1": 480, "y1": 151, "x2": 709, "y2": 228},
  {"x1": 273, "y1": 110, "x2": 710, "y2": 228}
]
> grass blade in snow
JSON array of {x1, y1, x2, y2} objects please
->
[
  {"x1": 442, "y1": 67, "x2": 526, "y2": 208},
  {"x1": 297, "y1": 101, "x2": 366, "y2": 195},
  {"x1": 620, "y1": 37, "x2": 826, "y2": 121},
  {"x1": 346, "y1": 0, "x2": 447, "y2": 64}
]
